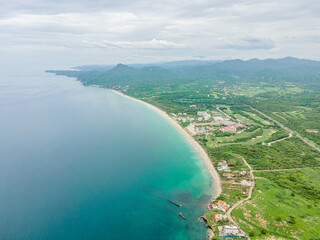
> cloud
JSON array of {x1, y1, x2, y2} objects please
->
[
  {"x1": 88, "y1": 39, "x2": 187, "y2": 50},
  {"x1": 0, "y1": 0, "x2": 320, "y2": 67},
  {"x1": 219, "y1": 37, "x2": 275, "y2": 50}
]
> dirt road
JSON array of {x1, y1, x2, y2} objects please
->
[{"x1": 226, "y1": 156, "x2": 254, "y2": 240}]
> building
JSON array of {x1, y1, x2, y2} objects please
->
[
  {"x1": 189, "y1": 104, "x2": 197, "y2": 108},
  {"x1": 213, "y1": 116, "x2": 224, "y2": 122},
  {"x1": 240, "y1": 180, "x2": 252, "y2": 186},
  {"x1": 218, "y1": 225, "x2": 246, "y2": 237},
  {"x1": 223, "y1": 173, "x2": 233, "y2": 179},
  {"x1": 215, "y1": 214, "x2": 227, "y2": 221},
  {"x1": 235, "y1": 122, "x2": 245, "y2": 128},
  {"x1": 217, "y1": 200, "x2": 229, "y2": 212},
  {"x1": 218, "y1": 161, "x2": 229, "y2": 171},
  {"x1": 220, "y1": 125, "x2": 237, "y2": 133},
  {"x1": 225, "y1": 226, "x2": 239, "y2": 235},
  {"x1": 211, "y1": 203, "x2": 217, "y2": 209},
  {"x1": 212, "y1": 200, "x2": 230, "y2": 212},
  {"x1": 197, "y1": 111, "x2": 211, "y2": 121},
  {"x1": 222, "y1": 120, "x2": 235, "y2": 126}
]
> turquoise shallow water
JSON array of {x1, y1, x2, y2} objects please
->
[{"x1": 0, "y1": 71, "x2": 214, "y2": 240}]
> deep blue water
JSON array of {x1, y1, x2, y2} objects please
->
[{"x1": 0, "y1": 71, "x2": 214, "y2": 239}]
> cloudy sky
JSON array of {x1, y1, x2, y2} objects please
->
[{"x1": 1, "y1": 0, "x2": 320, "y2": 69}]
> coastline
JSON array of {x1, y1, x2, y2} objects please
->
[{"x1": 110, "y1": 89, "x2": 222, "y2": 198}]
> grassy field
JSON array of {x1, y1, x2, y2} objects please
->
[
  {"x1": 212, "y1": 128, "x2": 274, "y2": 146},
  {"x1": 207, "y1": 137, "x2": 320, "y2": 170},
  {"x1": 232, "y1": 86, "x2": 304, "y2": 97},
  {"x1": 234, "y1": 114, "x2": 256, "y2": 124},
  {"x1": 242, "y1": 128, "x2": 274, "y2": 145},
  {"x1": 232, "y1": 168, "x2": 320, "y2": 239},
  {"x1": 243, "y1": 111, "x2": 272, "y2": 125}
]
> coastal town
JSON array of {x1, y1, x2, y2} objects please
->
[{"x1": 170, "y1": 106, "x2": 255, "y2": 238}]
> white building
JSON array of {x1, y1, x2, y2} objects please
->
[
  {"x1": 218, "y1": 160, "x2": 229, "y2": 171},
  {"x1": 197, "y1": 111, "x2": 211, "y2": 121},
  {"x1": 224, "y1": 226, "x2": 240, "y2": 235},
  {"x1": 241, "y1": 180, "x2": 252, "y2": 186},
  {"x1": 213, "y1": 116, "x2": 224, "y2": 122},
  {"x1": 218, "y1": 225, "x2": 244, "y2": 237}
]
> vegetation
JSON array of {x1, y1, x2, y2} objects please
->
[
  {"x1": 206, "y1": 137, "x2": 320, "y2": 170},
  {"x1": 49, "y1": 57, "x2": 320, "y2": 239},
  {"x1": 233, "y1": 169, "x2": 320, "y2": 239},
  {"x1": 264, "y1": 129, "x2": 289, "y2": 143}
]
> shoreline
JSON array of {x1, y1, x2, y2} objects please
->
[{"x1": 110, "y1": 89, "x2": 222, "y2": 198}]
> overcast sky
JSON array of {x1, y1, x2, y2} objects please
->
[{"x1": 1, "y1": 0, "x2": 320, "y2": 70}]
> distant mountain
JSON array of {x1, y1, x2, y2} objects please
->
[
  {"x1": 71, "y1": 59, "x2": 221, "y2": 71},
  {"x1": 47, "y1": 57, "x2": 320, "y2": 87},
  {"x1": 177, "y1": 57, "x2": 320, "y2": 84},
  {"x1": 64, "y1": 64, "x2": 184, "y2": 87},
  {"x1": 73, "y1": 65, "x2": 114, "y2": 72},
  {"x1": 147, "y1": 60, "x2": 221, "y2": 68}
]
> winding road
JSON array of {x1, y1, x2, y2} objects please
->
[
  {"x1": 220, "y1": 105, "x2": 320, "y2": 239},
  {"x1": 249, "y1": 106, "x2": 320, "y2": 152}
]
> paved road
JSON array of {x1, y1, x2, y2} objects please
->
[
  {"x1": 249, "y1": 106, "x2": 320, "y2": 152},
  {"x1": 266, "y1": 132, "x2": 293, "y2": 146},
  {"x1": 216, "y1": 107, "x2": 236, "y2": 121}
]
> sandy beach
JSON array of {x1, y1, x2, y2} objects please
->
[{"x1": 110, "y1": 89, "x2": 222, "y2": 198}]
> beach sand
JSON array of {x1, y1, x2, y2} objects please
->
[{"x1": 110, "y1": 90, "x2": 222, "y2": 198}]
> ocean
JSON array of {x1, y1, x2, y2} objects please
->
[{"x1": 0, "y1": 70, "x2": 215, "y2": 239}]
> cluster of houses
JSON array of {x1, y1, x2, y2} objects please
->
[
  {"x1": 211, "y1": 200, "x2": 230, "y2": 212},
  {"x1": 222, "y1": 173, "x2": 233, "y2": 179},
  {"x1": 213, "y1": 116, "x2": 246, "y2": 133},
  {"x1": 172, "y1": 107, "x2": 248, "y2": 137},
  {"x1": 209, "y1": 199, "x2": 248, "y2": 237},
  {"x1": 210, "y1": 114, "x2": 246, "y2": 133},
  {"x1": 218, "y1": 162, "x2": 252, "y2": 186},
  {"x1": 208, "y1": 158, "x2": 251, "y2": 238},
  {"x1": 171, "y1": 111, "x2": 214, "y2": 123}
]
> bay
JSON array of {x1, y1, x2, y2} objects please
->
[{"x1": 0, "y1": 70, "x2": 214, "y2": 240}]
